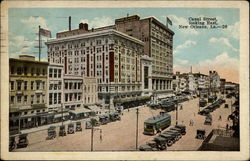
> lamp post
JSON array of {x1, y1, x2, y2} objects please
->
[
  {"x1": 175, "y1": 103, "x2": 178, "y2": 125},
  {"x1": 135, "y1": 108, "x2": 139, "y2": 150},
  {"x1": 90, "y1": 118, "x2": 102, "y2": 151}
]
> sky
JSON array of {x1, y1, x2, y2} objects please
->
[{"x1": 8, "y1": 8, "x2": 239, "y2": 83}]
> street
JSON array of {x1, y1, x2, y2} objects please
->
[{"x1": 13, "y1": 96, "x2": 235, "y2": 151}]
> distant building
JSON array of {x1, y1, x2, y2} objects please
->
[
  {"x1": 9, "y1": 55, "x2": 49, "y2": 130},
  {"x1": 209, "y1": 70, "x2": 220, "y2": 94}
]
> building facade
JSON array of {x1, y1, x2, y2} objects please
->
[
  {"x1": 82, "y1": 77, "x2": 98, "y2": 105},
  {"x1": 114, "y1": 15, "x2": 174, "y2": 98},
  {"x1": 9, "y1": 55, "x2": 49, "y2": 130},
  {"x1": 46, "y1": 27, "x2": 144, "y2": 110}
]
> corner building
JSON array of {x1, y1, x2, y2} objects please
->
[
  {"x1": 114, "y1": 15, "x2": 175, "y2": 98},
  {"x1": 46, "y1": 27, "x2": 144, "y2": 110}
]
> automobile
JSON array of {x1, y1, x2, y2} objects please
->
[
  {"x1": 224, "y1": 104, "x2": 229, "y2": 108},
  {"x1": 175, "y1": 124, "x2": 186, "y2": 135},
  {"x1": 198, "y1": 109, "x2": 210, "y2": 116},
  {"x1": 109, "y1": 112, "x2": 121, "y2": 121},
  {"x1": 196, "y1": 129, "x2": 206, "y2": 139},
  {"x1": 168, "y1": 129, "x2": 182, "y2": 140},
  {"x1": 67, "y1": 123, "x2": 75, "y2": 134},
  {"x1": 146, "y1": 140, "x2": 161, "y2": 151},
  {"x1": 9, "y1": 136, "x2": 16, "y2": 151},
  {"x1": 204, "y1": 117, "x2": 212, "y2": 125},
  {"x1": 153, "y1": 136, "x2": 167, "y2": 150},
  {"x1": 76, "y1": 121, "x2": 82, "y2": 132},
  {"x1": 159, "y1": 133, "x2": 175, "y2": 146},
  {"x1": 99, "y1": 114, "x2": 110, "y2": 125},
  {"x1": 85, "y1": 121, "x2": 92, "y2": 129},
  {"x1": 46, "y1": 126, "x2": 56, "y2": 140},
  {"x1": 170, "y1": 127, "x2": 182, "y2": 134},
  {"x1": 162, "y1": 130, "x2": 181, "y2": 141},
  {"x1": 17, "y1": 134, "x2": 29, "y2": 148},
  {"x1": 59, "y1": 125, "x2": 66, "y2": 136},
  {"x1": 139, "y1": 144, "x2": 156, "y2": 151}
]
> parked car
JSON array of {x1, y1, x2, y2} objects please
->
[
  {"x1": 59, "y1": 125, "x2": 66, "y2": 136},
  {"x1": 204, "y1": 117, "x2": 212, "y2": 125},
  {"x1": 162, "y1": 130, "x2": 180, "y2": 141},
  {"x1": 139, "y1": 144, "x2": 156, "y2": 151},
  {"x1": 9, "y1": 136, "x2": 16, "y2": 151},
  {"x1": 153, "y1": 136, "x2": 167, "y2": 150},
  {"x1": 17, "y1": 134, "x2": 28, "y2": 148},
  {"x1": 175, "y1": 124, "x2": 186, "y2": 135},
  {"x1": 159, "y1": 133, "x2": 175, "y2": 146},
  {"x1": 76, "y1": 121, "x2": 82, "y2": 132},
  {"x1": 196, "y1": 129, "x2": 206, "y2": 139},
  {"x1": 46, "y1": 126, "x2": 56, "y2": 140},
  {"x1": 67, "y1": 123, "x2": 75, "y2": 134}
]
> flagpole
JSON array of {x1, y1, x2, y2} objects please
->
[
  {"x1": 39, "y1": 25, "x2": 41, "y2": 61},
  {"x1": 166, "y1": 16, "x2": 168, "y2": 28}
]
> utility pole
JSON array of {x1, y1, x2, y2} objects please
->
[
  {"x1": 38, "y1": 25, "x2": 41, "y2": 61},
  {"x1": 176, "y1": 103, "x2": 178, "y2": 125},
  {"x1": 61, "y1": 103, "x2": 64, "y2": 127},
  {"x1": 91, "y1": 123, "x2": 94, "y2": 151},
  {"x1": 136, "y1": 108, "x2": 139, "y2": 150}
]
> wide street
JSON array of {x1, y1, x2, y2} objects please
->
[{"x1": 13, "y1": 95, "x2": 235, "y2": 151}]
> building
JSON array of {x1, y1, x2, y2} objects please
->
[
  {"x1": 82, "y1": 77, "x2": 98, "y2": 105},
  {"x1": 209, "y1": 70, "x2": 221, "y2": 94},
  {"x1": 46, "y1": 26, "x2": 144, "y2": 110},
  {"x1": 114, "y1": 15, "x2": 175, "y2": 98},
  {"x1": 9, "y1": 55, "x2": 49, "y2": 130},
  {"x1": 47, "y1": 64, "x2": 63, "y2": 112}
]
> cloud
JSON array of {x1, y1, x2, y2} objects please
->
[
  {"x1": 167, "y1": 15, "x2": 199, "y2": 35},
  {"x1": 176, "y1": 58, "x2": 189, "y2": 65},
  {"x1": 223, "y1": 21, "x2": 239, "y2": 40},
  {"x1": 174, "y1": 40, "x2": 197, "y2": 54},
  {"x1": 21, "y1": 16, "x2": 49, "y2": 31},
  {"x1": 9, "y1": 35, "x2": 36, "y2": 58},
  {"x1": 209, "y1": 37, "x2": 238, "y2": 52},
  {"x1": 174, "y1": 52, "x2": 239, "y2": 83},
  {"x1": 80, "y1": 16, "x2": 114, "y2": 29}
]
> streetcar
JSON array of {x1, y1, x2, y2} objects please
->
[{"x1": 143, "y1": 113, "x2": 171, "y2": 135}]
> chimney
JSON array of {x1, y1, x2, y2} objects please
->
[
  {"x1": 69, "y1": 16, "x2": 71, "y2": 31},
  {"x1": 79, "y1": 23, "x2": 88, "y2": 30}
]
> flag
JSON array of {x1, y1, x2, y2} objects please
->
[
  {"x1": 39, "y1": 28, "x2": 51, "y2": 38},
  {"x1": 167, "y1": 17, "x2": 172, "y2": 26}
]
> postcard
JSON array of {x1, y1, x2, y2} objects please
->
[{"x1": 0, "y1": 0, "x2": 249, "y2": 160}]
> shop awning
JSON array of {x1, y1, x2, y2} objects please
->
[
  {"x1": 114, "y1": 96, "x2": 151, "y2": 103},
  {"x1": 69, "y1": 108, "x2": 92, "y2": 115},
  {"x1": 54, "y1": 113, "x2": 69, "y2": 118}
]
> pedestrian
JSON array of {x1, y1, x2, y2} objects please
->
[
  {"x1": 194, "y1": 113, "x2": 196, "y2": 117},
  {"x1": 189, "y1": 119, "x2": 192, "y2": 126},
  {"x1": 226, "y1": 124, "x2": 229, "y2": 130},
  {"x1": 182, "y1": 120, "x2": 184, "y2": 124},
  {"x1": 219, "y1": 115, "x2": 222, "y2": 121}
]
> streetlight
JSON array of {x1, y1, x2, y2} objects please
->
[
  {"x1": 90, "y1": 119, "x2": 102, "y2": 151},
  {"x1": 135, "y1": 108, "x2": 139, "y2": 150}
]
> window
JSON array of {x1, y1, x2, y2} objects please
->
[
  {"x1": 17, "y1": 81, "x2": 22, "y2": 91},
  {"x1": 42, "y1": 95, "x2": 45, "y2": 103},
  {"x1": 54, "y1": 93, "x2": 57, "y2": 104},
  {"x1": 36, "y1": 95, "x2": 40, "y2": 103},
  {"x1": 65, "y1": 82, "x2": 68, "y2": 89},
  {"x1": 49, "y1": 93, "x2": 53, "y2": 105},
  {"x1": 24, "y1": 67, "x2": 28, "y2": 75},
  {"x1": 49, "y1": 69, "x2": 53, "y2": 77},
  {"x1": 17, "y1": 95, "x2": 22, "y2": 103},
  {"x1": 42, "y1": 81, "x2": 45, "y2": 89},
  {"x1": 37, "y1": 68, "x2": 40, "y2": 76},
  {"x1": 17, "y1": 67, "x2": 22, "y2": 75},
  {"x1": 58, "y1": 93, "x2": 61, "y2": 104},
  {"x1": 31, "y1": 68, "x2": 34, "y2": 76},
  {"x1": 31, "y1": 95, "x2": 34, "y2": 104},
  {"x1": 54, "y1": 69, "x2": 57, "y2": 78},
  {"x1": 10, "y1": 81, "x2": 14, "y2": 90},
  {"x1": 24, "y1": 81, "x2": 27, "y2": 90},
  {"x1": 58, "y1": 69, "x2": 61, "y2": 78},
  {"x1": 24, "y1": 95, "x2": 27, "y2": 104},
  {"x1": 43, "y1": 69, "x2": 46, "y2": 75},
  {"x1": 10, "y1": 96, "x2": 15, "y2": 104},
  {"x1": 11, "y1": 66, "x2": 14, "y2": 74},
  {"x1": 36, "y1": 81, "x2": 40, "y2": 90},
  {"x1": 65, "y1": 93, "x2": 68, "y2": 102}
]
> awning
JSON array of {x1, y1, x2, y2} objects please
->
[
  {"x1": 114, "y1": 96, "x2": 151, "y2": 103},
  {"x1": 69, "y1": 108, "x2": 92, "y2": 115},
  {"x1": 54, "y1": 113, "x2": 69, "y2": 118},
  {"x1": 88, "y1": 105, "x2": 101, "y2": 111}
]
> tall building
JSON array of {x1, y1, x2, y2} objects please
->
[
  {"x1": 114, "y1": 15, "x2": 175, "y2": 98},
  {"x1": 46, "y1": 26, "x2": 144, "y2": 109},
  {"x1": 9, "y1": 55, "x2": 49, "y2": 130}
]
